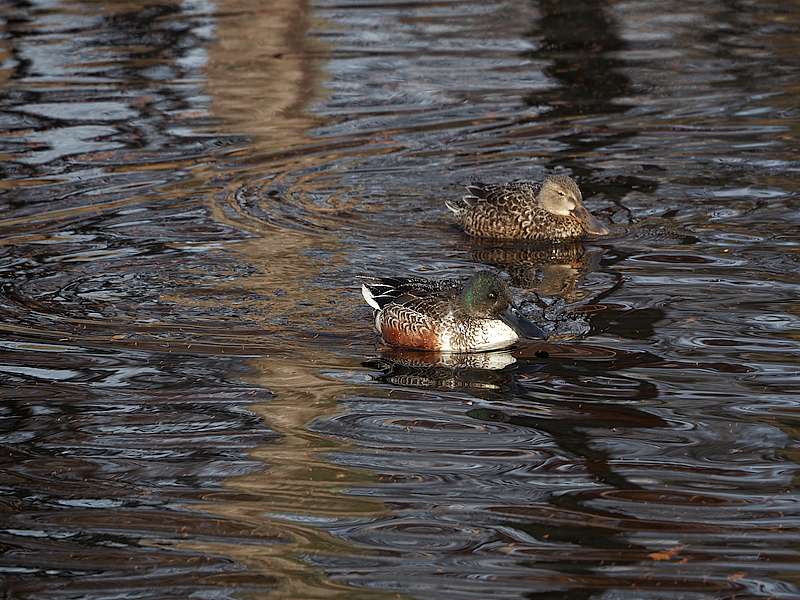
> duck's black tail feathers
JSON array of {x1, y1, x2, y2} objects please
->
[
  {"x1": 358, "y1": 275, "x2": 448, "y2": 311},
  {"x1": 359, "y1": 278, "x2": 399, "y2": 310},
  {"x1": 445, "y1": 183, "x2": 488, "y2": 215}
]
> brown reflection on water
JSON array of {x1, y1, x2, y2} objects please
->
[
  {"x1": 172, "y1": 2, "x2": 392, "y2": 597},
  {"x1": 204, "y1": 356, "x2": 390, "y2": 598},
  {"x1": 470, "y1": 241, "x2": 604, "y2": 300},
  {"x1": 207, "y1": 0, "x2": 325, "y2": 152},
  {"x1": 178, "y1": 357, "x2": 391, "y2": 600}
]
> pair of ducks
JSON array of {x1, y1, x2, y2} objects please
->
[{"x1": 361, "y1": 175, "x2": 609, "y2": 352}]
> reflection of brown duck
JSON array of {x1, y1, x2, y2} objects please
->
[{"x1": 470, "y1": 241, "x2": 603, "y2": 300}]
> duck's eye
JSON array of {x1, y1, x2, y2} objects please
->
[
  {"x1": 557, "y1": 190, "x2": 566, "y2": 197},
  {"x1": 487, "y1": 292, "x2": 497, "y2": 300}
]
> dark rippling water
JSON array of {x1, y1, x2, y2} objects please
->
[{"x1": 2, "y1": 0, "x2": 799, "y2": 598}]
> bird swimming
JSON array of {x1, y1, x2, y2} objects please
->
[
  {"x1": 445, "y1": 174, "x2": 609, "y2": 241},
  {"x1": 360, "y1": 271, "x2": 547, "y2": 352}
]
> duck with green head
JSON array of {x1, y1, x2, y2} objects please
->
[
  {"x1": 360, "y1": 271, "x2": 547, "y2": 352},
  {"x1": 446, "y1": 174, "x2": 609, "y2": 241}
]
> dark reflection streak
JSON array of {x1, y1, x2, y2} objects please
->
[
  {"x1": 470, "y1": 405, "x2": 646, "y2": 492},
  {"x1": 714, "y1": 0, "x2": 761, "y2": 85},
  {"x1": 589, "y1": 305, "x2": 666, "y2": 340},
  {"x1": 533, "y1": 0, "x2": 627, "y2": 116},
  {"x1": 369, "y1": 350, "x2": 665, "y2": 497},
  {"x1": 564, "y1": 244, "x2": 668, "y2": 339},
  {"x1": 526, "y1": 0, "x2": 657, "y2": 218},
  {"x1": 479, "y1": 361, "x2": 663, "y2": 491},
  {"x1": 1, "y1": 3, "x2": 37, "y2": 185},
  {"x1": 465, "y1": 350, "x2": 668, "y2": 590},
  {"x1": 582, "y1": 268, "x2": 624, "y2": 305},
  {"x1": 366, "y1": 350, "x2": 665, "y2": 582},
  {"x1": 3, "y1": 1, "x2": 33, "y2": 82}
]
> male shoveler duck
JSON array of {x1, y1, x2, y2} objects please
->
[
  {"x1": 360, "y1": 271, "x2": 547, "y2": 352},
  {"x1": 445, "y1": 174, "x2": 609, "y2": 241}
]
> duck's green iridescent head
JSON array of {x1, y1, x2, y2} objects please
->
[
  {"x1": 460, "y1": 271, "x2": 513, "y2": 318},
  {"x1": 460, "y1": 271, "x2": 548, "y2": 340}
]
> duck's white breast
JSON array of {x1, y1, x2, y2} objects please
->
[{"x1": 471, "y1": 319, "x2": 519, "y2": 351}]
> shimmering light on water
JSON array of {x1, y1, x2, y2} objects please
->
[{"x1": 1, "y1": 0, "x2": 799, "y2": 598}]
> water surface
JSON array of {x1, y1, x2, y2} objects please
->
[{"x1": 1, "y1": 0, "x2": 799, "y2": 598}]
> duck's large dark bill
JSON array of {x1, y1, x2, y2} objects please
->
[
  {"x1": 574, "y1": 205, "x2": 610, "y2": 236},
  {"x1": 501, "y1": 308, "x2": 548, "y2": 340}
]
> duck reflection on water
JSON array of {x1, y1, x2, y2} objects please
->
[
  {"x1": 363, "y1": 346, "x2": 522, "y2": 391},
  {"x1": 469, "y1": 240, "x2": 605, "y2": 301}
]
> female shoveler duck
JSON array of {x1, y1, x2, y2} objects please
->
[
  {"x1": 446, "y1": 174, "x2": 609, "y2": 241},
  {"x1": 360, "y1": 271, "x2": 547, "y2": 352}
]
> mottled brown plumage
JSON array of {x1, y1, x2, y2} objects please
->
[{"x1": 446, "y1": 175, "x2": 609, "y2": 241}]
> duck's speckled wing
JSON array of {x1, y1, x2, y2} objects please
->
[
  {"x1": 464, "y1": 180, "x2": 540, "y2": 208},
  {"x1": 360, "y1": 276, "x2": 458, "y2": 315},
  {"x1": 360, "y1": 276, "x2": 461, "y2": 350}
]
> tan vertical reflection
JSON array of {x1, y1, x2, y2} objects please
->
[
  {"x1": 187, "y1": 2, "x2": 397, "y2": 598},
  {"x1": 207, "y1": 0, "x2": 325, "y2": 150}
]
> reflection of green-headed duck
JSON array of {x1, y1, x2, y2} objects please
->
[
  {"x1": 446, "y1": 175, "x2": 609, "y2": 241},
  {"x1": 364, "y1": 348, "x2": 517, "y2": 390},
  {"x1": 360, "y1": 271, "x2": 547, "y2": 352}
]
